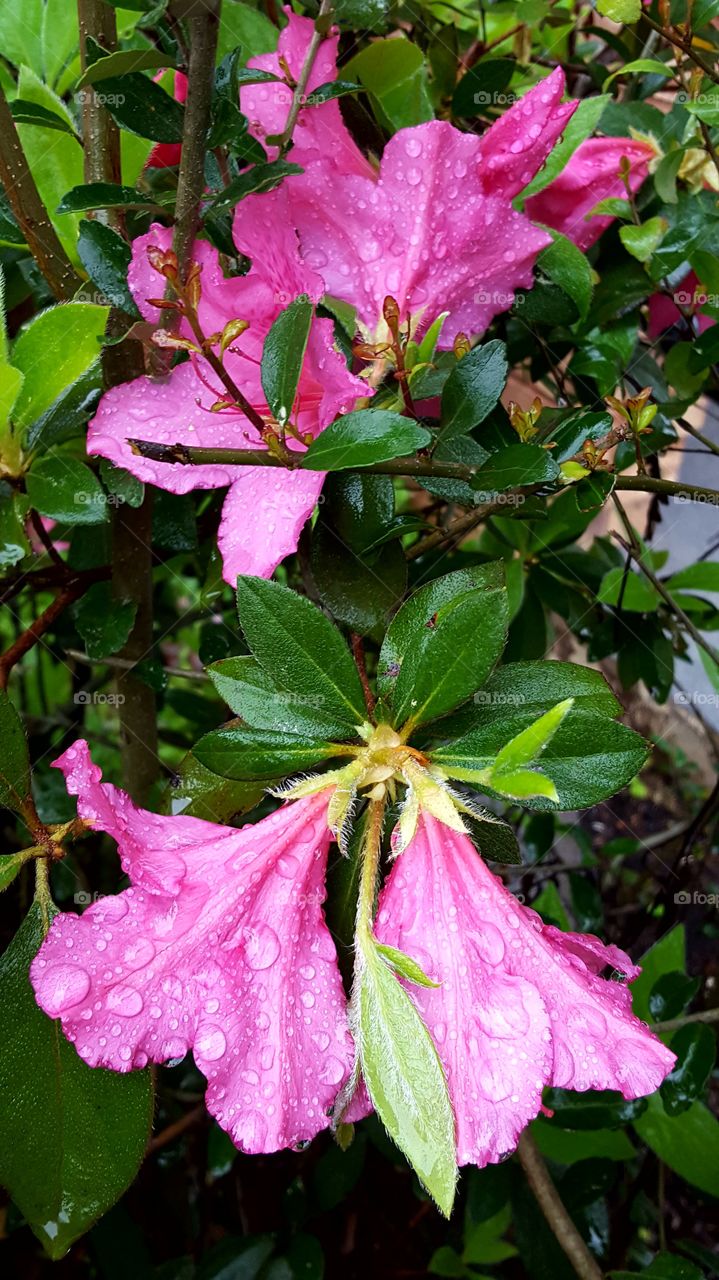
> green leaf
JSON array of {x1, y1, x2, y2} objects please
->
[
  {"x1": 162, "y1": 750, "x2": 263, "y2": 822},
  {"x1": 682, "y1": 84, "x2": 719, "y2": 126},
  {"x1": 521, "y1": 95, "x2": 611, "y2": 199},
  {"x1": 25, "y1": 363, "x2": 103, "y2": 453},
  {"x1": 660, "y1": 1023, "x2": 716, "y2": 1116},
  {"x1": 666, "y1": 562, "x2": 719, "y2": 593},
  {"x1": 9, "y1": 98, "x2": 79, "y2": 137},
  {"x1": 260, "y1": 295, "x2": 313, "y2": 428},
  {"x1": 207, "y1": 655, "x2": 349, "y2": 739},
  {"x1": 236, "y1": 576, "x2": 368, "y2": 735},
  {"x1": 358, "y1": 949, "x2": 457, "y2": 1215},
  {"x1": 433, "y1": 710, "x2": 649, "y2": 810},
  {"x1": 375, "y1": 942, "x2": 439, "y2": 987},
  {"x1": 11, "y1": 303, "x2": 109, "y2": 431},
  {"x1": 390, "y1": 562, "x2": 508, "y2": 730},
  {"x1": 648, "y1": 971, "x2": 700, "y2": 1022},
  {"x1": 301, "y1": 410, "x2": 431, "y2": 471},
  {"x1": 72, "y1": 582, "x2": 137, "y2": 659},
  {"x1": 620, "y1": 217, "x2": 669, "y2": 264},
  {"x1": 473, "y1": 660, "x2": 621, "y2": 721},
  {"x1": 57, "y1": 182, "x2": 161, "y2": 214},
  {"x1": 377, "y1": 566, "x2": 501, "y2": 704},
  {"x1": 344, "y1": 37, "x2": 433, "y2": 131},
  {"x1": 492, "y1": 698, "x2": 574, "y2": 776},
  {"x1": 77, "y1": 221, "x2": 139, "y2": 317},
  {"x1": 0, "y1": 691, "x2": 32, "y2": 815},
  {"x1": 631, "y1": 927, "x2": 686, "y2": 1023},
  {"x1": 598, "y1": 566, "x2": 660, "y2": 612},
  {"x1": 596, "y1": 0, "x2": 641, "y2": 21},
  {"x1": 602, "y1": 57, "x2": 672, "y2": 91},
  {"x1": 193, "y1": 722, "x2": 339, "y2": 782},
  {"x1": 304, "y1": 80, "x2": 362, "y2": 105},
  {"x1": 207, "y1": 160, "x2": 303, "y2": 213},
  {"x1": 0, "y1": 850, "x2": 33, "y2": 893},
  {"x1": 487, "y1": 768, "x2": 558, "y2": 801},
  {"x1": 15, "y1": 67, "x2": 83, "y2": 264},
  {"x1": 538, "y1": 232, "x2": 593, "y2": 320},
  {"x1": 451, "y1": 57, "x2": 515, "y2": 119},
  {"x1": 0, "y1": 490, "x2": 30, "y2": 569},
  {"x1": 439, "y1": 340, "x2": 508, "y2": 443},
  {"x1": 633, "y1": 1096, "x2": 719, "y2": 1196},
  {"x1": 76, "y1": 49, "x2": 178, "y2": 87},
  {"x1": 464, "y1": 815, "x2": 521, "y2": 864},
  {"x1": 310, "y1": 518, "x2": 407, "y2": 637},
  {"x1": 0, "y1": 903, "x2": 154, "y2": 1258},
  {"x1": 471, "y1": 444, "x2": 559, "y2": 496},
  {"x1": 26, "y1": 456, "x2": 108, "y2": 525},
  {"x1": 93, "y1": 72, "x2": 184, "y2": 142}
]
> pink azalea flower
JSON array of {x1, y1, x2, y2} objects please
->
[
  {"x1": 87, "y1": 191, "x2": 367, "y2": 583},
  {"x1": 261, "y1": 67, "x2": 579, "y2": 346},
  {"x1": 525, "y1": 136, "x2": 655, "y2": 251},
  {"x1": 240, "y1": 8, "x2": 374, "y2": 178},
  {"x1": 30, "y1": 741, "x2": 352, "y2": 1154},
  {"x1": 368, "y1": 814, "x2": 675, "y2": 1167},
  {"x1": 146, "y1": 71, "x2": 188, "y2": 169}
]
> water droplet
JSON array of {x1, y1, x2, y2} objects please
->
[
  {"x1": 41, "y1": 964, "x2": 90, "y2": 1015},
  {"x1": 106, "y1": 985, "x2": 144, "y2": 1017},
  {"x1": 196, "y1": 1026, "x2": 227, "y2": 1061},
  {"x1": 244, "y1": 923, "x2": 281, "y2": 971}
]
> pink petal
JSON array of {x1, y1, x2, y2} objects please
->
[
  {"x1": 289, "y1": 121, "x2": 551, "y2": 345},
  {"x1": 476, "y1": 68, "x2": 577, "y2": 199},
  {"x1": 31, "y1": 741, "x2": 353, "y2": 1154},
  {"x1": 240, "y1": 8, "x2": 372, "y2": 177},
  {"x1": 127, "y1": 224, "x2": 254, "y2": 333},
  {"x1": 525, "y1": 136, "x2": 655, "y2": 251},
  {"x1": 375, "y1": 815, "x2": 674, "y2": 1166},
  {"x1": 146, "y1": 72, "x2": 189, "y2": 169},
  {"x1": 218, "y1": 467, "x2": 326, "y2": 583},
  {"x1": 648, "y1": 270, "x2": 715, "y2": 338},
  {"x1": 232, "y1": 183, "x2": 325, "y2": 305}
]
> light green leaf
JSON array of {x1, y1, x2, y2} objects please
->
[
  {"x1": 26, "y1": 456, "x2": 108, "y2": 525},
  {"x1": 12, "y1": 303, "x2": 108, "y2": 432},
  {"x1": 492, "y1": 697, "x2": 574, "y2": 775},
  {"x1": 620, "y1": 217, "x2": 669, "y2": 264},
  {"x1": 521, "y1": 95, "x2": 610, "y2": 199},
  {"x1": 633, "y1": 1096, "x2": 719, "y2": 1196},
  {"x1": 602, "y1": 58, "x2": 672, "y2": 91},
  {"x1": 359, "y1": 949, "x2": 457, "y2": 1215},
  {"x1": 15, "y1": 66, "x2": 83, "y2": 264},
  {"x1": 596, "y1": 0, "x2": 641, "y2": 21},
  {"x1": 375, "y1": 942, "x2": 440, "y2": 987},
  {"x1": 344, "y1": 38, "x2": 433, "y2": 130}
]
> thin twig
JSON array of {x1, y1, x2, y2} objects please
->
[
  {"x1": 651, "y1": 1007, "x2": 719, "y2": 1034},
  {"x1": 351, "y1": 633, "x2": 376, "y2": 716},
  {"x1": 277, "y1": 0, "x2": 333, "y2": 157},
  {"x1": 517, "y1": 1132, "x2": 604, "y2": 1280},
  {"x1": 642, "y1": 14, "x2": 719, "y2": 85},
  {"x1": 0, "y1": 577, "x2": 106, "y2": 691},
  {"x1": 0, "y1": 84, "x2": 83, "y2": 300},
  {"x1": 172, "y1": 0, "x2": 221, "y2": 279}
]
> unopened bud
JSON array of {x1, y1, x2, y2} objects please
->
[
  {"x1": 453, "y1": 332, "x2": 471, "y2": 360},
  {"x1": 147, "y1": 245, "x2": 178, "y2": 280},
  {"x1": 219, "y1": 318, "x2": 250, "y2": 357}
]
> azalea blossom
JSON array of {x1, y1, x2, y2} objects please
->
[
  {"x1": 31, "y1": 740, "x2": 353, "y2": 1154},
  {"x1": 87, "y1": 192, "x2": 367, "y2": 584},
  {"x1": 243, "y1": 49, "x2": 578, "y2": 346},
  {"x1": 525, "y1": 135, "x2": 657, "y2": 251},
  {"x1": 32, "y1": 739, "x2": 675, "y2": 1170},
  {"x1": 369, "y1": 813, "x2": 675, "y2": 1166}
]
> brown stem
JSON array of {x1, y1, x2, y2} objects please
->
[
  {"x1": 172, "y1": 0, "x2": 221, "y2": 280},
  {"x1": 146, "y1": 1102, "x2": 205, "y2": 1154},
  {"x1": 0, "y1": 577, "x2": 104, "y2": 691},
  {"x1": 78, "y1": 0, "x2": 122, "y2": 198},
  {"x1": 351, "y1": 633, "x2": 375, "y2": 717},
  {"x1": 0, "y1": 85, "x2": 83, "y2": 301},
  {"x1": 517, "y1": 1132, "x2": 604, "y2": 1280},
  {"x1": 641, "y1": 14, "x2": 719, "y2": 84},
  {"x1": 652, "y1": 1007, "x2": 719, "y2": 1034}
]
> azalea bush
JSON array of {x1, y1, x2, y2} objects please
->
[{"x1": 1, "y1": 0, "x2": 718, "y2": 1275}]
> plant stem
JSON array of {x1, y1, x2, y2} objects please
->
[
  {"x1": 277, "y1": 0, "x2": 333, "y2": 156},
  {"x1": 172, "y1": 0, "x2": 221, "y2": 280},
  {"x1": 517, "y1": 1132, "x2": 604, "y2": 1280},
  {"x1": 612, "y1": 495, "x2": 719, "y2": 670},
  {"x1": 0, "y1": 574, "x2": 106, "y2": 691},
  {"x1": 642, "y1": 13, "x2": 719, "y2": 84},
  {"x1": 652, "y1": 1007, "x2": 719, "y2": 1034},
  {"x1": 78, "y1": 0, "x2": 159, "y2": 803},
  {"x1": 351, "y1": 633, "x2": 376, "y2": 717},
  {"x1": 0, "y1": 84, "x2": 83, "y2": 301},
  {"x1": 355, "y1": 797, "x2": 385, "y2": 950}
]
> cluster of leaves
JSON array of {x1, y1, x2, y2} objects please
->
[{"x1": 0, "y1": 0, "x2": 718, "y2": 1277}]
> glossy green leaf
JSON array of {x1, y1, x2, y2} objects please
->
[
  {"x1": 344, "y1": 38, "x2": 433, "y2": 130},
  {"x1": 26, "y1": 456, "x2": 108, "y2": 525},
  {"x1": 648, "y1": 971, "x2": 700, "y2": 1022},
  {"x1": 162, "y1": 751, "x2": 263, "y2": 822},
  {"x1": 660, "y1": 1023, "x2": 716, "y2": 1116},
  {"x1": 72, "y1": 582, "x2": 137, "y2": 659},
  {"x1": 77, "y1": 221, "x2": 138, "y2": 317},
  {"x1": 472, "y1": 661, "x2": 621, "y2": 722},
  {"x1": 57, "y1": 183, "x2": 161, "y2": 214},
  {"x1": 464, "y1": 815, "x2": 521, "y2": 864},
  {"x1": 304, "y1": 80, "x2": 362, "y2": 104},
  {"x1": 207, "y1": 655, "x2": 349, "y2": 739},
  {"x1": 301, "y1": 410, "x2": 431, "y2": 471},
  {"x1": 94, "y1": 72, "x2": 184, "y2": 142},
  {"x1": 0, "y1": 903, "x2": 154, "y2": 1258},
  {"x1": 207, "y1": 160, "x2": 303, "y2": 213},
  {"x1": 76, "y1": 49, "x2": 177, "y2": 87},
  {"x1": 538, "y1": 233, "x2": 593, "y2": 320},
  {"x1": 521, "y1": 95, "x2": 611, "y2": 198},
  {"x1": 389, "y1": 562, "x2": 508, "y2": 730},
  {"x1": 471, "y1": 444, "x2": 559, "y2": 495},
  {"x1": 451, "y1": 57, "x2": 515, "y2": 118},
  {"x1": 433, "y1": 709, "x2": 649, "y2": 810},
  {"x1": 0, "y1": 691, "x2": 32, "y2": 815},
  {"x1": 633, "y1": 1096, "x2": 719, "y2": 1196},
  {"x1": 620, "y1": 217, "x2": 669, "y2": 264},
  {"x1": 260, "y1": 296, "x2": 314, "y2": 428},
  {"x1": 439, "y1": 341, "x2": 508, "y2": 443},
  {"x1": 631, "y1": 927, "x2": 686, "y2": 1022},
  {"x1": 193, "y1": 722, "x2": 339, "y2": 781},
  {"x1": 12, "y1": 304, "x2": 108, "y2": 431},
  {"x1": 25, "y1": 363, "x2": 103, "y2": 453},
  {"x1": 358, "y1": 949, "x2": 457, "y2": 1216},
  {"x1": 492, "y1": 697, "x2": 574, "y2": 776},
  {"x1": 596, "y1": 0, "x2": 641, "y2": 20},
  {"x1": 0, "y1": 850, "x2": 33, "y2": 893},
  {"x1": 9, "y1": 98, "x2": 78, "y2": 137},
  {"x1": 236, "y1": 576, "x2": 367, "y2": 735},
  {"x1": 0, "y1": 491, "x2": 30, "y2": 570}
]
